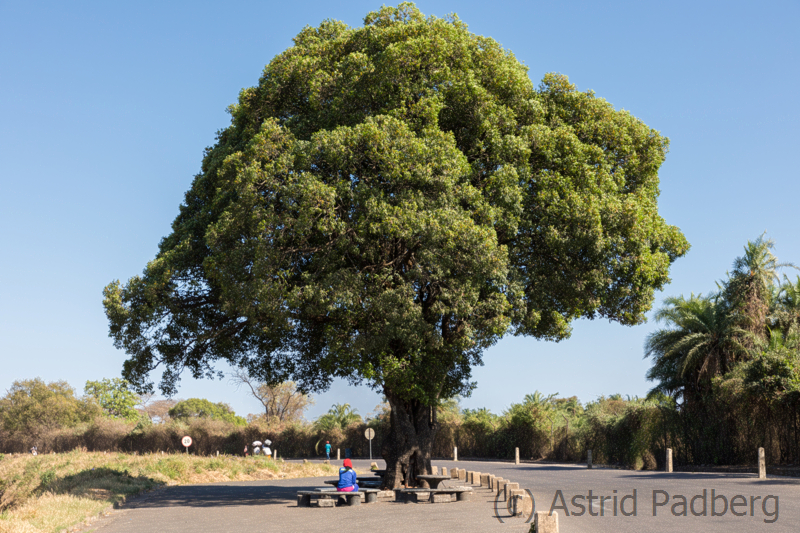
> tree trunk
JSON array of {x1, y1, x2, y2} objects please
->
[{"x1": 380, "y1": 388, "x2": 438, "y2": 489}]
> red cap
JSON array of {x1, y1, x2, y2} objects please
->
[{"x1": 343, "y1": 459, "x2": 353, "y2": 468}]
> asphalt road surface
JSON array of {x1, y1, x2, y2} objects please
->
[
  {"x1": 86, "y1": 459, "x2": 799, "y2": 533},
  {"x1": 446, "y1": 459, "x2": 798, "y2": 533}
]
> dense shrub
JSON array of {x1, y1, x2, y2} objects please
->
[{"x1": 2, "y1": 387, "x2": 794, "y2": 470}]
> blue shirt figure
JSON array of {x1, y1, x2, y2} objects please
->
[
  {"x1": 325, "y1": 441, "x2": 331, "y2": 459},
  {"x1": 337, "y1": 459, "x2": 359, "y2": 492}
]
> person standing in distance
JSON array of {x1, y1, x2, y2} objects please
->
[{"x1": 325, "y1": 441, "x2": 331, "y2": 460}]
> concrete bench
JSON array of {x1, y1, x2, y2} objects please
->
[
  {"x1": 297, "y1": 488, "x2": 380, "y2": 507},
  {"x1": 397, "y1": 487, "x2": 473, "y2": 503},
  {"x1": 316, "y1": 487, "x2": 396, "y2": 499},
  {"x1": 323, "y1": 479, "x2": 381, "y2": 489}
]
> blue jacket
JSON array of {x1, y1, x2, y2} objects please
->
[
  {"x1": 337, "y1": 467, "x2": 358, "y2": 490},
  {"x1": 325, "y1": 444, "x2": 332, "y2": 453}
]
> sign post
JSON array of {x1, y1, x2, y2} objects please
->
[
  {"x1": 181, "y1": 435, "x2": 192, "y2": 454},
  {"x1": 364, "y1": 428, "x2": 375, "y2": 461}
]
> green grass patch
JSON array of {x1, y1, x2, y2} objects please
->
[{"x1": 0, "y1": 451, "x2": 336, "y2": 533}]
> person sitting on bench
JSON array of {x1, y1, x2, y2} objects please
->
[{"x1": 337, "y1": 459, "x2": 359, "y2": 492}]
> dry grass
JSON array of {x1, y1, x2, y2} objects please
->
[{"x1": 0, "y1": 450, "x2": 336, "y2": 533}]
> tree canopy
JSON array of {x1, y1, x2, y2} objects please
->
[
  {"x1": 104, "y1": 3, "x2": 687, "y2": 486},
  {"x1": 84, "y1": 378, "x2": 140, "y2": 421},
  {"x1": 0, "y1": 378, "x2": 100, "y2": 433},
  {"x1": 168, "y1": 398, "x2": 247, "y2": 426}
]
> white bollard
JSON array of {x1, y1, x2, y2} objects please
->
[
  {"x1": 337, "y1": 448, "x2": 340, "y2": 460},
  {"x1": 759, "y1": 447, "x2": 766, "y2": 479},
  {"x1": 666, "y1": 448, "x2": 672, "y2": 473},
  {"x1": 515, "y1": 447, "x2": 520, "y2": 465},
  {"x1": 454, "y1": 446, "x2": 458, "y2": 461}
]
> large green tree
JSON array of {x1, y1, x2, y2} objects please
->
[
  {"x1": 168, "y1": 398, "x2": 247, "y2": 426},
  {"x1": 0, "y1": 378, "x2": 100, "y2": 435},
  {"x1": 84, "y1": 378, "x2": 140, "y2": 421},
  {"x1": 104, "y1": 3, "x2": 687, "y2": 487}
]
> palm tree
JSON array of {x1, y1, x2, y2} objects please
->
[
  {"x1": 644, "y1": 294, "x2": 749, "y2": 403},
  {"x1": 522, "y1": 391, "x2": 558, "y2": 411},
  {"x1": 645, "y1": 343, "x2": 685, "y2": 401},
  {"x1": 779, "y1": 276, "x2": 800, "y2": 311},
  {"x1": 773, "y1": 275, "x2": 800, "y2": 332},
  {"x1": 724, "y1": 234, "x2": 796, "y2": 340},
  {"x1": 313, "y1": 403, "x2": 362, "y2": 432},
  {"x1": 562, "y1": 397, "x2": 582, "y2": 417}
]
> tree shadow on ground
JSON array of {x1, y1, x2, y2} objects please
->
[
  {"x1": 505, "y1": 464, "x2": 592, "y2": 472},
  {"x1": 43, "y1": 467, "x2": 164, "y2": 505},
  {"x1": 615, "y1": 471, "x2": 800, "y2": 484},
  {"x1": 122, "y1": 482, "x2": 337, "y2": 509}
]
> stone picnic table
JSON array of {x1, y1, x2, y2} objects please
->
[{"x1": 414, "y1": 475, "x2": 451, "y2": 489}]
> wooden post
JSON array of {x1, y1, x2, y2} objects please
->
[
  {"x1": 666, "y1": 448, "x2": 672, "y2": 473},
  {"x1": 454, "y1": 446, "x2": 458, "y2": 461},
  {"x1": 759, "y1": 447, "x2": 766, "y2": 479},
  {"x1": 515, "y1": 447, "x2": 520, "y2": 465},
  {"x1": 587, "y1": 449, "x2": 592, "y2": 469},
  {"x1": 337, "y1": 448, "x2": 340, "y2": 460}
]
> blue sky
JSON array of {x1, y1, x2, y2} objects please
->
[{"x1": 1, "y1": 0, "x2": 798, "y2": 421}]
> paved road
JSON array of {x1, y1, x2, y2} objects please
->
[
  {"x1": 87, "y1": 459, "x2": 799, "y2": 533},
  {"x1": 436, "y1": 459, "x2": 799, "y2": 533}
]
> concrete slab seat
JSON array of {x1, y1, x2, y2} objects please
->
[
  {"x1": 296, "y1": 489, "x2": 380, "y2": 507},
  {"x1": 323, "y1": 479, "x2": 381, "y2": 489},
  {"x1": 396, "y1": 487, "x2": 473, "y2": 503}
]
